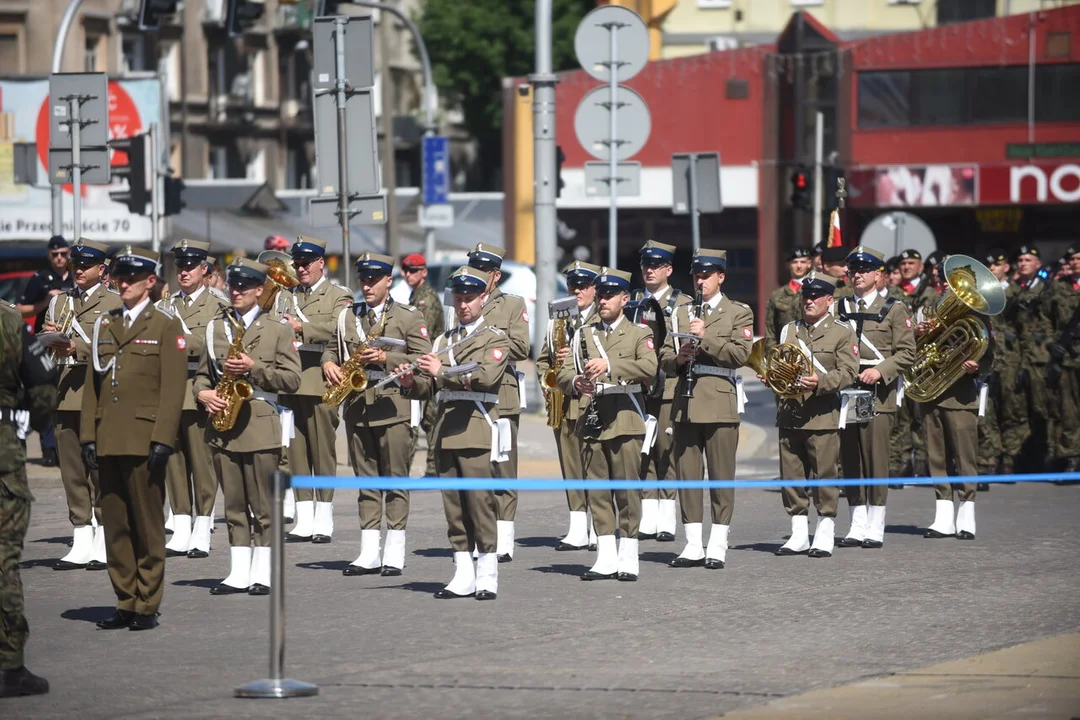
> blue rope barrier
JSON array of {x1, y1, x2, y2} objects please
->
[{"x1": 289, "y1": 472, "x2": 1080, "y2": 491}]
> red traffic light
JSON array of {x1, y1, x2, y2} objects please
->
[{"x1": 796, "y1": 173, "x2": 807, "y2": 189}]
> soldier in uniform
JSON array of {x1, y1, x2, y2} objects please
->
[
  {"x1": 467, "y1": 243, "x2": 530, "y2": 562},
  {"x1": 1048, "y1": 245, "x2": 1080, "y2": 473},
  {"x1": 402, "y1": 253, "x2": 445, "y2": 477},
  {"x1": 278, "y1": 236, "x2": 352, "y2": 543},
  {"x1": 0, "y1": 300, "x2": 58, "y2": 697},
  {"x1": 559, "y1": 267, "x2": 656, "y2": 582},
  {"x1": 397, "y1": 266, "x2": 510, "y2": 600},
  {"x1": 536, "y1": 260, "x2": 600, "y2": 551},
  {"x1": 979, "y1": 250, "x2": 1013, "y2": 478},
  {"x1": 834, "y1": 248, "x2": 915, "y2": 548},
  {"x1": 663, "y1": 249, "x2": 754, "y2": 570},
  {"x1": 81, "y1": 248, "x2": 186, "y2": 631},
  {"x1": 771, "y1": 273, "x2": 859, "y2": 557},
  {"x1": 322, "y1": 253, "x2": 431, "y2": 576},
  {"x1": 885, "y1": 257, "x2": 902, "y2": 291},
  {"x1": 630, "y1": 240, "x2": 692, "y2": 543},
  {"x1": 195, "y1": 259, "x2": 301, "y2": 596},
  {"x1": 765, "y1": 248, "x2": 812, "y2": 353},
  {"x1": 44, "y1": 240, "x2": 120, "y2": 571},
  {"x1": 820, "y1": 246, "x2": 851, "y2": 297},
  {"x1": 160, "y1": 240, "x2": 228, "y2": 559}
]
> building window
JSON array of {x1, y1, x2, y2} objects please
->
[
  {"x1": 911, "y1": 68, "x2": 965, "y2": 125},
  {"x1": 163, "y1": 42, "x2": 181, "y2": 102},
  {"x1": 209, "y1": 140, "x2": 244, "y2": 179},
  {"x1": 286, "y1": 144, "x2": 312, "y2": 189},
  {"x1": 857, "y1": 71, "x2": 910, "y2": 128},
  {"x1": 968, "y1": 66, "x2": 1027, "y2": 124},
  {"x1": 936, "y1": 0, "x2": 995, "y2": 25},
  {"x1": 121, "y1": 33, "x2": 149, "y2": 74},
  {"x1": 1037, "y1": 64, "x2": 1080, "y2": 122},
  {"x1": 85, "y1": 35, "x2": 101, "y2": 71},
  {"x1": 0, "y1": 26, "x2": 24, "y2": 74}
]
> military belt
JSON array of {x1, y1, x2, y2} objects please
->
[
  {"x1": 594, "y1": 383, "x2": 643, "y2": 396},
  {"x1": 297, "y1": 343, "x2": 326, "y2": 353},
  {"x1": 437, "y1": 391, "x2": 498, "y2": 404},
  {"x1": 691, "y1": 365, "x2": 737, "y2": 379},
  {"x1": 187, "y1": 360, "x2": 200, "y2": 372}
]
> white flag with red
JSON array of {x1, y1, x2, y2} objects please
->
[{"x1": 827, "y1": 209, "x2": 843, "y2": 248}]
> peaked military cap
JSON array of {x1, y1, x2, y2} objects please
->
[
  {"x1": 690, "y1": 248, "x2": 727, "y2": 273},
  {"x1": 639, "y1": 240, "x2": 676, "y2": 266}
]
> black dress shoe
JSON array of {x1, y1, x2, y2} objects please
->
[
  {"x1": 96, "y1": 610, "x2": 134, "y2": 630},
  {"x1": 187, "y1": 549, "x2": 209, "y2": 559},
  {"x1": 85, "y1": 560, "x2": 108, "y2": 571},
  {"x1": 836, "y1": 537, "x2": 863, "y2": 548},
  {"x1": 209, "y1": 583, "x2": 249, "y2": 595},
  {"x1": 311, "y1": 534, "x2": 332, "y2": 544},
  {"x1": 581, "y1": 570, "x2": 617, "y2": 581},
  {"x1": 434, "y1": 588, "x2": 474, "y2": 599},
  {"x1": 497, "y1": 554, "x2": 512, "y2": 564},
  {"x1": 923, "y1": 529, "x2": 953, "y2": 539},
  {"x1": 52, "y1": 559, "x2": 87, "y2": 571},
  {"x1": 248, "y1": 584, "x2": 270, "y2": 596},
  {"x1": 475, "y1": 590, "x2": 497, "y2": 600},
  {"x1": 637, "y1": 532, "x2": 657, "y2": 541},
  {"x1": 861, "y1": 539, "x2": 883, "y2": 549},
  {"x1": 128, "y1": 613, "x2": 159, "y2": 631},
  {"x1": 286, "y1": 534, "x2": 311, "y2": 543},
  {"x1": 669, "y1": 556, "x2": 706, "y2": 568},
  {"x1": 41, "y1": 448, "x2": 58, "y2": 467},
  {"x1": 381, "y1": 566, "x2": 402, "y2": 577},
  {"x1": 655, "y1": 532, "x2": 676, "y2": 543},
  {"x1": 704, "y1": 558, "x2": 725, "y2": 569},
  {"x1": 807, "y1": 548, "x2": 832, "y2": 558},
  {"x1": 165, "y1": 548, "x2": 188, "y2": 558},
  {"x1": 774, "y1": 547, "x2": 806, "y2": 556},
  {"x1": 616, "y1": 572, "x2": 638, "y2": 582},
  {"x1": 0, "y1": 666, "x2": 49, "y2": 697},
  {"x1": 587, "y1": 543, "x2": 598, "y2": 551},
  {"x1": 956, "y1": 530, "x2": 975, "y2": 540},
  {"x1": 555, "y1": 541, "x2": 587, "y2": 551},
  {"x1": 342, "y1": 565, "x2": 381, "y2": 576}
]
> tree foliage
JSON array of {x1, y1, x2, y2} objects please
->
[{"x1": 416, "y1": 0, "x2": 595, "y2": 189}]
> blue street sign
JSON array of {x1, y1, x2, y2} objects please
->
[{"x1": 422, "y1": 135, "x2": 450, "y2": 206}]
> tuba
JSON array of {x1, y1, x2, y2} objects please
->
[
  {"x1": 210, "y1": 312, "x2": 253, "y2": 432},
  {"x1": 256, "y1": 251, "x2": 300, "y2": 313},
  {"x1": 322, "y1": 304, "x2": 389, "y2": 408},
  {"x1": 746, "y1": 338, "x2": 812, "y2": 399},
  {"x1": 902, "y1": 254, "x2": 1006, "y2": 403}
]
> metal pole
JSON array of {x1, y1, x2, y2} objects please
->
[
  {"x1": 50, "y1": 0, "x2": 86, "y2": 238},
  {"x1": 531, "y1": 0, "x2": 558, "y2": 357},
  {"x1": 607, "y1": 24, "x2": 619, "y2": 269},
  {"x1": 333, "y1": 17, "x2": 353, "y2": 288},
  {"x1": 812, "y1": 111, "x2": 823, "y2": 248},
  {"x1": 688, "y1": 154, "x2": 701, "y2": 252},
  {"x1": 379, "y1": 9, "x2": 399, "y2": 259},
  {"x1": 71, "y1": 98, "x2": 82, "y2": 242},
  {"x1": 150, "y1": 123, "x2": 160, "y2": 253}
]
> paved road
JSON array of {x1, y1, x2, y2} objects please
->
[{"x1": 8, "y1": 387, "x2": 1079, "y2": 718}]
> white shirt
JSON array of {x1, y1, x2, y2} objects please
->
[
  {"x1": 123, "y1": 296, "x2": 152, "y2": 327},
  {"x1": 179, "y1": 285, "x2": 206, "y2": 305},
  {"x1": 76, "y1": 282, "x2": 102, "y2": 301},
  {"x1": 878, "y1": 286, "x2": 888, "y2": 298},
  {"x1": 458, "y1": 315, "x2": 484, "y2": 335},
  {"x1": 644, "y1": 286, "x2": 670, "y2": 302},
  {"x1": 239, "y1": 305, "x2": 260, "y2": 329},
  {"x1": 368, "y1": 300, "x2": 387, "y2": 323},
  {"x1": 855, "y1": 288, "x2": 879, "y2": 307},
  {"x1": 603, "y1": 313, "x2": 625, "y2": 333},
  {"x1": 702, "y1": 291, "x2": 723, "y2": 313},
  {"x1": 304, "y1": 276, "x2": 326, "y2": 294}
]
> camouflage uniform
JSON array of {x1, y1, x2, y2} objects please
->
[
  {"x1": 891, "y1": 280, "x2": 940, "y2": 476},
  {"x1": 1001, "y1": 274, "x2": 1053, "y2": 471},
  {"x1": 0, "y1": 303, "x2": 58, "y2": 676},
  {"x1": 1049, "y1": 275, "x2": 1080, "y2": 468},
  {"x1": 764, "y1": 281, "x2": 803, "y2": 353},
  {"x1": 408, "y1": 279, "x2": 445, "y2": 476}
]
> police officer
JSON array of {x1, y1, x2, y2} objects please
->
[
  {"x1": 663, "y1": 249, "x2": 754, "y2": 570},
  {"x1": 1048, "y1": 245, "x2": 1080, "y2": 473},
  {"x1": 195, "y1": 259, "x2": 301, "y2": 596},
  {"x1": 468, "y1": 243, "x2": 530, "y2": 562},
  {"x1": 323, "y1": 253, "x2": 431, "y2": 576},
  {"x1": 45, "y1": 240, "x2": 120, "y2": 570},
  {"x1": 401, "y1": 252, "x2": 445, "y2": 477},
  {"x1": 835, "y1": 247, "x2": 915, "y2": 548},
  {"x1": 631, "y1": 240, "x2": 691, "y2": 543},
  {"x1": 161, "y1": 240, "x2": 228, "y2": 559},
  {"x1": 81, "y1": 247, "x2": 186, "y2": 631},
  {"x1": 765, "y1": 248, "x2": 813, "y2": 353},
  {"x1": 278, "y1": 236, "x2": 352, "y2": 543},
  {"x1": 772, "y1": 273, "x2": 859, "y2": 558},
  {"x1": 398, "y1": 266, "x2": 511, "y2": 600},
  {"x1": 559, "y1": 267, "x2": 656, "y2": 582},
  {"x1": 0, "y1": 300, "x2": 58, "y2": 697}
]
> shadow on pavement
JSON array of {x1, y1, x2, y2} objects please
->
[
  {"x1": 516, "y1": 535, "x2": 561, "y2": 548},
  {"x1": 375, "y1": 581, "x2": 443, "y2": 594},
  {"x1": 172, "y1": 578, "x2": 222, "y2": 589},
  {"x1": 61, "y1": 606, "x2": 115, "y2": 623},
  {"x1": 530, "y1": 563, "x2": 585, "y2": 577},
  {"x1": 732, "y1": 542, "x2": 785, "y2": 554},
  {"x1": 886, "y1": 524, "x2": 928, "y2": 536},
  {"x1": 33, "y1": 536, "x2": 73, "y2": 546},
  {"x1": 19, "y1": 558, "x2": 62, "y2": 570},
  {"x1": 411, "y1": 547, "x2": 453, "y2": 558},
  {"x1": 296, "y1": 560, "x2": 351, "y2": 572},
  {"x1": 640, "y1": 551, "x2": 674, "y2": 565}
]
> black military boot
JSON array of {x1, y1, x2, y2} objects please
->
[
  {"x1": 40, "y1": 447, "x2": 58, "y2": 467},
  {"x1": 0, "y1": 666, "x2": 50, "y2": 697}
]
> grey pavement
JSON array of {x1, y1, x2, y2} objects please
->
[{"x1": 7, "y1": 384, "x2": 1080, "y2": 719}]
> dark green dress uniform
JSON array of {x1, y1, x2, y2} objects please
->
[
  {"x1": 81, "y1": 248, "x2": 186, "y2": 629},
  {"x1": 774, "y1": 274, "x2": 859, "y2": 558},
  {"x1": 0, "y1": 301, "x2": 58, "y2": 696},
  {"x1": 468, "y1": 243, "x2": 530, "y2": 561},
  {"x1": 662, "y1": 250, "x2": 753, "y2": 570},
  {"x1": 765, "y1": 280, "x2": 806, "y2": 353},
  {"x1": 835, "y1": 247, "x2": 916, "y2": 548},
  {"x1": 405, "y1": 266, "x2": 510, "y2": 601},
  {"x1": 277, "y1": 236, "x2": 352, "y2": 542},
  {"x1": 48, "y1": 239, "x2": 120, "y2": 570},
  {"x1": 323, "y1": 253, "x2": 431, "y2": 576},
  {"x1": 160, "y1": 240, "x2": 227, "y2": 559},
  {"x1": 406, "y1": 268, "x2": 445, "y2": 477},
  {"x1": 557, "y1": 268, "x2": 656, "y2": 582}
]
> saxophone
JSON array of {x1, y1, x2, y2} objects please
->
[
  {"x1": 211, "y1": 312, "x2": 254, "y2": 432},
  {"x1": 544, "y1": 316, "x2": 568, "y2": 429},
  {"x1": 322, "y1": 304, "x2": 390, "y2": 408}
]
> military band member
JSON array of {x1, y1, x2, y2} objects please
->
[
  {"x1": 835, "y1": 247, "x2": 915, "y2": 548},
  {"x1": 765, "y1": 247, "x2": 812, "y2": 353},
  {"x1": 81, "y1": 248, "x2": 186, "y2": 631},
  {"x1": 194, "y1": 259, "x2": 301, "y2": 595},
  {"x1": 402, "y1": 253, "x2": 445, "y2": 478},
  {"x1": 631, "y1": 240, "x2": 692, "y2": 543},
  {"x1": 467, "y1": 243, "x2": 530, "y2": 562},
  {"x1": 663, "y1": 249, "x2": 753, "y2": 570},
  {"x1": 46, "y1": 239, "x2": 120, "y2": 571},
  {"x1": 536, "y1": 261, "x2": 601, "y2": 551},
  {"x1": 278, "y1": 236, "x2": 352, "y2": 543},
  {"x1": 160, "y1": 240, "x2": 227, "y2": 559},
  {"x1": 559, "y1": 268, "x2": 656, "y2": 581},
  {"x1": 322, "y1": 253, "x2": 431, "y2": 576},
  {"x1": 772, "y1": 273, "x2": 859, "y2": 557},
  {"x1": 398, "y1": 266, "x2": 510, "y2": 600}
]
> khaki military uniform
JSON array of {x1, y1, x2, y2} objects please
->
[
  {"x1": 1001, "y1": 275, "x2": 1052, "y2": 470},
  {"x1": 892, "y1": 279, "x2": 940, "y2": 476},
  {"x1": 921, "y1": 372, "x2": 984, "y2": 502},
  {"x1": 48, "y1": 285, "x2": 121, "y2": 530},
  {"x1": 408, "y1": 280, "x2": 445, "y2": 476},
  {"x1": 81, "y1": 304, "x2": 187, "y2": 616},
  {"x1": 764, "y1": 281, "x2": 804, "y2": 354}
]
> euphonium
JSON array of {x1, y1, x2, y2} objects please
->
[
  {"x1": 258, "y1": 256, "x2": 300, "y2": 313},
  {"x1": 211, "y1": 313, "x2": 253, "y2": 432},
  {"x1": 902, "y1": 254, "x2": 1006, "y2": 403},
  {"x1": 544, "y1": 316, "x2": 568, "y2": 429},
  {"x1": 322, "y1": 306, "x2": 389, "y2": 408},
  {"x1": 745, "y1": 338, "x2": 812, "y2": 398}
]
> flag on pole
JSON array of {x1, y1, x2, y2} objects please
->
[{"x1": 827, "y1": 209, "x2": 843, "y2": 248}]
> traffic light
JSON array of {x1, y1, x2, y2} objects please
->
[
  {"x1": 790, "y1": 164, "x2": 812, "y2": 212},
  {"x1": 138, "y1": 0, "x2": 181, "y2": 30},
  {"x1": 555, "y1": 145, "x2": 566, "y2": 199},
  {"x1": 109, "y1": 134, "x2": 150, "y2": 216},
  {"x1": 163, "y1": 176, "x2": 186, "y2": 216},
  {"x1": 824, "y1": 166, "x2": 846, "y2": 212},
  {"x1": 226, "y1": 0, "x2": 265, "y2": 37}
]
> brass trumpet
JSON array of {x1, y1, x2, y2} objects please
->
[{"x1": 746, "y1": 338, "x2": 812, "y2": 399}]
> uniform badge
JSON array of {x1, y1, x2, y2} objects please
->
[
  {"x1": 521, "y1": 309, "x2": 529, "y2": 323},
  {"x1": 176, "y1": 336, "x2": 187, "y2": 350},
  {"x1": 417, "y1": 300, "x2": 426, "y2": 306},
  {"x1": 492, "y1": 348, "x2": 505, "y2": 361},
  {"x1": 645, "y1": 337, "x2": 655, "y2": 351},
  {"x1": 743, "y1": 327, "x2": 753, "y2": 338},
  {"x1": 293, "y1": 340, "x2": 302, "y2": 350},
  {"x1": 853, "y1": 343, "x2": 859, "y2": 356},
  {"x1": 905, "y1": 317, "x2": 912, "y2": 328},
  {"x1": 420, "y1": 325, "x2": 429, "y2": 338}
]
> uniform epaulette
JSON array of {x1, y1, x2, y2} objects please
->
[
  {"x1": 154, "y1": 305, "x2": 174, "y2": 317},
  {"x1": 398, "y1": 303, "x2": 417, "y2": 312},
  {"x1": 732, "y1": 300, "x2": 752, "y2": 310},
  {"x1": 499, "y1": 292, "x2": 524, "y2": 301},
  {"x1": 106, "y1": 287, "x2": 121, "y2": 296},
  {"x1": 330, "y1": 280, "x2": 352, "y2": 292},
  {"x1": 488, "y1": 326, "x2": 507, "y2": 335}
]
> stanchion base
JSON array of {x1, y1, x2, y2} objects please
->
[{"x1": 234, "y1": 678, "x2": 319, "y2": 699}]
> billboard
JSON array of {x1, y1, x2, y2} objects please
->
[
  {"x1": 869, "y1": 164, "x2": 977, "y2": 208},
  {"x1": 0, "y1": 77, "x2": 163, "y2": 242},
  {"x1": 979, "y1": 162, "x2": 1080, "y2": 205}
]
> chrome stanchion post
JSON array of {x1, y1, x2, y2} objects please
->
[{"x1": 235, "y1": 470, "x2": 318, "y2": 699}]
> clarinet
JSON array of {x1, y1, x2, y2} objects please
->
[
  {"x1": 579, "y1": 326, "x2": 603, "y2": 439},
  {"x1": 681, "y1": 290, "x2": 704, "y2": 398}
]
